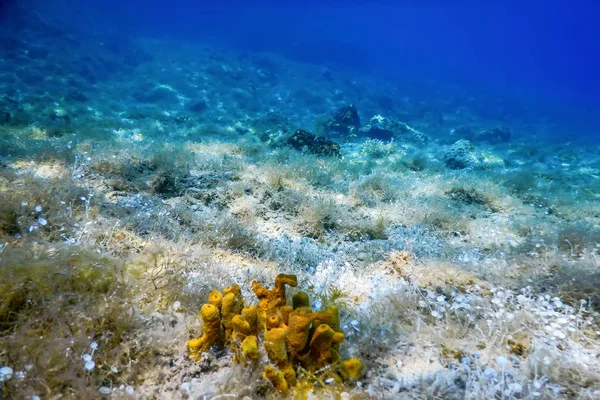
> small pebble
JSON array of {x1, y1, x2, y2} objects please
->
[
  {"x1": 173, "y1": 301, "x2": 183, "y2": 312},
  {"x1": 495, "y1": 356, "x2": 508, "y2": 367},
  {"x1": 483, "y1": 367, "x2": 496, "y2": 379},
  {"x1": 180, "y1": 382, "x2": 191, "y2": 392},
  {"x1": 509, "y1": 383, "x2": 523, "y2": 394},
  {"x1": 99, "y1": 387, "x2": 111, "y2": 395},
  {"x1": 0, "y1": 366, "x2": 14, "y2": 381}
]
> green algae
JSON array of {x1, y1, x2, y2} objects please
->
[{"x1": 0, "y1": 246, "x2": 157, "y2": 398}]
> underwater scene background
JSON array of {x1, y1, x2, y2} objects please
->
[{"x1": 1, "y1": 0, "x2": 599, "y2": 399}]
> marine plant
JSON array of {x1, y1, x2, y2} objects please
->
[{"x1": 0, "y1": 245, "x2": 157, "y2": 398}]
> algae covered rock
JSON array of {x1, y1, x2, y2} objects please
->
[
  {"x1": 287, "y1": 129, "x2": 341, "y2": 157},
  {"x1": 0, "y1": 95, "x2": 29, "y2": 125},
  {"x1": 443, "y1": 139, "x2": 481, "y2": 169},
  {"x1": 443, "y1": 139, "x2": 506, "y2": 169},
  {"x1": 322, "y1": 104, "x2": 361, "y2": 137},
  {"x1": 475, "y1": 126, "x2": 511, "y2": 143},
  {"x1": 251, "y1": 111, "x2": 293, "y2": 144},
  {"x1": 452, "y1": 125, "x2": 511, "y2": 144},
  {"x1": 359, "y1": 115, "x2": 428, "y2": 144}
]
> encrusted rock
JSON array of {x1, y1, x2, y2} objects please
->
[
  {"x1": 322, "y1": 105, "x2": 361, "y2": 137},
  {"x1": 359, "y1": 115, "x2": 427, "y2": 144},
  {"x1": 475, "y1": 126, "x2": 511, "y2": 143},
  {"x1": 443, "y1": 139, "x2": 481, "y2": 169},
  {"x1": 287, "y1": 129, "x2": 341, "y2": 157},
  {"x1": 251, "y1": 112, "x2": 293, "y2": 144},
  {"x1": 452, "y1": 125, "x2": 511, "y2": 144}
]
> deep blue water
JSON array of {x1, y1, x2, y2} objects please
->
[{"x1": 3, "y1": 0, "x2": 600, "y2": 141}]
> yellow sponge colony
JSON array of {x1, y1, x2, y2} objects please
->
[{"x1": 187, "y1": 273, "x2": 362, "y2": 396}]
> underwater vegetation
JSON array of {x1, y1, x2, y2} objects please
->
[{"x1": 0, "y1": 246, "x2": 158, "y2": 398}]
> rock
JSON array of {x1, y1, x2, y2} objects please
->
[
  {"x1": 359, "y1": 115, "x2": 427, "y2": 144},
  {"x1": 134, "y1": 85, "x2": 180, "y2": 104},
  {"x1": 251, "y1": 112, "x2": 293, "y2": 144},
  {"x1": 0, "y1": 95, "x2": 26, "y2": 124},
  {"x1": 452, "y1": 125, "x2": 511, "y2": 144},
  {"x1": 286, "y1": 129, "x2": 341, "y2": 157},
  {"x1": 322, "y1": 105, "x2": 361, "y2": 137},
  {"x1": 65, "y1": 90, "x2": 89, "y2": 102},
  {"x1": 443, "y1": 140, "x2": 481, "y2": 169},
  {"x1": 475, "y1": 126, "x2": 511, "y2": 143},
  {"x1": 103, "y1": 35, "x2": 153, "y2": 67},
  {"x1": 189, "y1": 100, "x2": 208, "y2": 113}
]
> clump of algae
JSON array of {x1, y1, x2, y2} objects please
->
[
  {"x1": 187, "y1": 273, "x2": 362, "y2": 398},
  {"x1": 0, "y1": 245, "x2": 157, "y2": 398}
]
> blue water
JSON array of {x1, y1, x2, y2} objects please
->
[{"x1": 2, "y1": 0, "x2": 600, "y2": 141}]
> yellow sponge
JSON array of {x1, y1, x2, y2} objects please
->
[{"x1": 187, "y1": 303, "x2": 221, "y2": 360}]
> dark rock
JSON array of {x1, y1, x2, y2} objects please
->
[
  {"x1": 0, "y1": 37, "x2": 27, "y2": 59},
  {"x1": 104, "y1": 36, "x2": 153, "y2": 67},
  {"x1": 133, "y1": 86, "x2": 179, "y2": 104},
  {"x1": 65, "y1": 90, "x2": 89, "y2": 102},
  {"x1": 375, "y1": 95, "x2": 395, "y2": 112},
  {"x1": 189, "y1": 100, "x2": 208, "y2": 113},
  {"x1": 287, "y1": 129, "x2": 341, "y2": 157},
  {"x1": 359, "y1": 115, "x2": 428, "y2": 144},
  {"x1": 26, "y1": 45, "x2": 49, "y2": 59},
  {"x1": 446, "y1": 187, "x2": 487, "y2": 206},
  {"x1": 452, "y1": 125, "x2": 511, "y2": 144},
  {"x1": 150, "y1": 169, "x2": 187, "y2": 198},
  {"x1": 475, "y1": 126, "x2": 511, "y2": 143},
  {"x1": 321, "y1": 68, "x2": 334, "y2": 81},
  {"x1": 0, "y1": 95, "x2": 28, "y2": 125},
  {"x1": 322, "y1": 105, "x2": 360, "y2": 137}
]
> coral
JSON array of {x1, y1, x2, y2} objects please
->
[
  {"x1": 188, "y1": 304, "x2": 222, "y2": 360},
  {"x1": 188, "y1": 273, "x2": 362, "y2": 396},
  {"x1": 252, "y1": 273, "x2": 298, "y2": 332},
  {"x1": 221, "y1": 284, "x2": 244, "y2": 340},
  {"x1": 208, "y1": 289, "x2": 224, "y2": 309},
  {"x1": 263, "y1": 365, "x2": 289, "y2": 396},
  {"x1": 241, "y1": 335, "x2": 259, "y2": 362},
  {"x1": 265, "y1": 327, "x2": 289, "y2": 368},
  {"x1": 340, "y1": 358, "x2": 363, "y2": 383},
  {"x1": 292, "y1": 291, "x2": 310, "y2": 310},
  {"x1": 507, "y1": 338, "x2": 528, "y2": 357},
  {"x1": 307, "y1": 324, "x2": 344, "y2": 370},
  {"x1": 287, "y1": 308, "x2": 329, "y2": 357}
]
